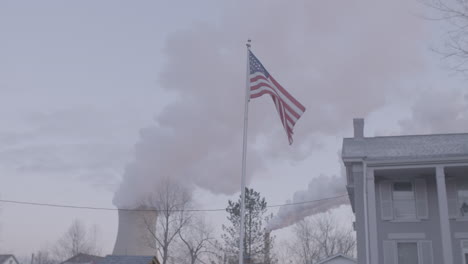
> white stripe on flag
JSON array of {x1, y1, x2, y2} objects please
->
[{"x1": 249, "y1": 83, "x2": 304, "y2": 117}]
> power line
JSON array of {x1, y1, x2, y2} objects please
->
[{"x1": 0, "y1": 194, "x2": 347, "y2": 213}]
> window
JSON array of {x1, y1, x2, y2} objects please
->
[
  {"x1": 462, "y1": 240, "x2": 468, "y2": 264},
  {"x1": 383, "y1": 240, "x2": 432, "y2": 264},
  {"x1": 381, "y1": 179, "x2": 428, "y2": 221},
  {"x1": 459, "y1": 179, "x2": 468, "y2": 217},
  {"x1": 393, "y1": 182, "x2": 416, "y2": 219},
  {"x1": 397, "y1": 242, "x2": 418, "y2": 264}
]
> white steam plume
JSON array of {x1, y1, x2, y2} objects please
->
[
  {"x1": 114, "y1": 0, "x2": 426, "y2": 208},
  {"x1": 399, "y1": 88, "x2": 468, "y2": 134},
  {"x1": 267, "y1": 175, "x2": 348, "y2": 231}
]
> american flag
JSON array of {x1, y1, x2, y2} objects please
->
[{"x1": 249, "y1": 50, "x2": 306, "y2": 144}]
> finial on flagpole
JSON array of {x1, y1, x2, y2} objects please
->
[{"x1": 246, "y1": 39, "x2": 251, "y2": 48}]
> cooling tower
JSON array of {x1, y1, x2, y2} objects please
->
[{"x1": 113, "y1": 207, "x2": 157, "y2": 255}]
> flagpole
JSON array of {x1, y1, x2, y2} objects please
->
[{"x1": 239, "y1": 39, "x2": 251, "y2": 264}]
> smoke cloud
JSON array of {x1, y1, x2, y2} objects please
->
[
  {"x1": 399, "y1": 88, "x2": 468, "y2": 134},
  {"x1": 267, "y1": 175, "x2": 348, "y2": 231},
  {"x1": 114, "y1": 0, "x2": 427, "y2": 208}
]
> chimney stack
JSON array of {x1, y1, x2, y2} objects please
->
[
  {"x1": 113, "y1": 206, "x2": 157, "y2": 255},
  {"x1": 353, "y1": 118, "x2": 364, "y2": 138}
]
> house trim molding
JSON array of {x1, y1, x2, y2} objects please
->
[
  {"x1": 388, "y1": 233, "x2": 426, "y2": 240},
  {"x1": 455, "y1": 233, "x2": 468, "y2": 239},
  {"x1": 343, "y1": 156, "x2": 468, "y2": 168}
]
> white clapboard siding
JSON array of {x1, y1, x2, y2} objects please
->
[
  {"x1": 418, "y1": 240, "x2": 433, "y2": 264},
  {"x1": 383, "y1": 240, "x2": 396, "y2": 264},
  {"x1": 446, "y1": 178, "x2": 459, "y2": 219},
  {"x1": 415, "y1": 179, "x2": 429, "y2": 219},
  {"x1": 380, "y1": 181, "x2": 394, "y2": 220}
]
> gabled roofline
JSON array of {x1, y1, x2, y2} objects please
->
[
  {"x1": 0, "y1": 255, "x2": 19, "y2": 264},
  {"x1": 315, "y1": 254, "x2": 356, "y2": 264},
  {"x1": 60, "y1": 253, "x2": 103, "y2": 264}
]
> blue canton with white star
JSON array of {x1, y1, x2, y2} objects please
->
[{"x1": 249, "y1": 51, "x2": 270, "y2": 77}]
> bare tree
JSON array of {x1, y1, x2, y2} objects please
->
[
  {"x1": 33, "y1": 249, "x2": 58, "y2": 264},
  {"x1": 143, "y1": 178, "x2": 192, "y2": 264},
  {"x1": 274, "y1": 241, "x2": 296, "y2": 264},
  {"x1": 289, "y1": 214, "x2": 355, "y2": 264},
  {"x1": 52, "y1": 219, "x2": 101, "y2": 261},
  {"x1": 425, "y1": 0, "x2": 468, "y2": 72},
  {"x1": 178, "y1": 216, "x2": 217, "y2": 264}
]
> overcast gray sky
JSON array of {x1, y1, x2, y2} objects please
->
[{"x1": 1, "y1": 0, "x2": 468, "y2": 257}]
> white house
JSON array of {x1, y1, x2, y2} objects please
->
[
  {"x1": 0, "y1": 255, "x2": 19, "y2": 264},
  {"x1": 316, "y1": 254, "x2": 356, "y2": 264},
  {"x1": 342, "y1": 118, "x2": 468, "y2": 264}
]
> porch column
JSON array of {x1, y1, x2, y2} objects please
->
[
  {"x1": 436, "y1": 166, "x2": 453, "y2": 264},
  {"x1": 366, "y1": 168, "x2": 379, "y2": 263}
]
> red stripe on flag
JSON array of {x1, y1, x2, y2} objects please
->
[
  {"x1": 250, "y1": 75, "x2": 269, "y2": 83},
  {"x1": 269, "y1": 76, "x2": 306, "y2": 112},
  {"x1": 250, "y1": 76, "x2": 304, "y2": 117},
  {"x1": 250, "y1": 87, "x2": 302, "y2": 120}
]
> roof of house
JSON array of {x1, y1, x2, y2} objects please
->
[
  {"x1": 97, "y1": 256, "x2": 159, "y2": 264},
  {"x1": 316, "y1": 254, "x2": 356, "y2": 264},
  {"x1": 342, "y1": 133, "x2": 468, "y2": 162},
  {"x1": 61, "y1": 253, "x2": 104, "y2": 264},
  {"x1": 0, "y1": 255, "x2": 18, "y2": 264}
]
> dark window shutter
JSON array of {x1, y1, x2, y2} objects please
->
[
  {"x1": 415, "y1": 179, "x2": 429, "y2": 219},
  {"x1": 418, "y1": 240, "x2": 433, "y2": 264},
  {"x1": 446, "y1": 178, "x2": 459, "y2": 219},
  {"x1": 380, "y1": 181, "x2": 394, "y2": 220}
]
